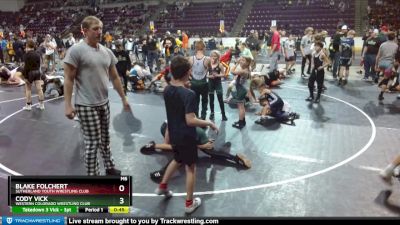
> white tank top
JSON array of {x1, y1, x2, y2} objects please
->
[{"x1": 192, "y1": 56, "x2": 208, "y2": 80}]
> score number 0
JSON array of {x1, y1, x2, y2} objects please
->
[{"x1": 119, "y1": 176, "x2": 128, "y2": 205}]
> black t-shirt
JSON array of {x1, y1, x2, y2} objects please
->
[
  {"x1": 23, "y1": 50, "x2": 41, "y2": 77},
  {"x1": 113, "y1": 50, "x2": 131, "y2": 75},
  {"x1": 246, "y1": 36, "x2": 260, "y2": 51},
  {"x1": 332, "y1": 33, "x2": 343, "y2": 52},
  {"x1": 365, "y1": 37, "x2": 381, "y2": 55},
  {"x1": 147, "y1": 37, "x2": 158, "y2": 51},
  {"x1": 164, "y1": 85, "x2": 197, "y2": 143}
]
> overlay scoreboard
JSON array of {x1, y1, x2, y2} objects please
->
[{"x1": 8, "y1": 176, "x2": 132, "y2": 214}]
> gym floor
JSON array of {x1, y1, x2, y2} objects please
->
[{"x1": 0, "y1": 60, "x2": 400, "y2": 217}]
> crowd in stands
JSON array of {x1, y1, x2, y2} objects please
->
[{"x1": 367, "y1": 0, "x2": 400, "y2": 33}]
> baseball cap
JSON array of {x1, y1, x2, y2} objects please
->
[
  {"x1": 341, "y1": 25, "x2": 348, "y2": 30},
  {"x1": 373, "y1": 29, "x2": 379, "y2": 34},
  {"x1": 381, "y1": 26, "x2": 388, "y2": 32}
]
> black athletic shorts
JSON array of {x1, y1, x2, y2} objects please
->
[
  {"x1": 172, "y1": 139, "x2": 198, "y2": 165},
  {"x1": 285, "y1": 56, "x2": 295, "y2": 62},
  {"x1": 340, "y1": 58, "x2": 351, "y2": 69},
  {"x1": 25, "y1": 70, "x2": 42, "y2": 83}
]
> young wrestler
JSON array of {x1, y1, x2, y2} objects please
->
[
  {"x1": 249, "y1": 76, "x2": 299, "y2": 124},
  {"x1": 220, "y1": 47, "x2": 233, "y2": 78},
  {"x1": 128, "y1": 62, "x2": 152, "y2": 90},
  {"x1": 157, "y1": 55, "x2": 218, "y2": 214},
  {"x1": 146, "y1": 64, "x2": 172, "y2": 92},
  {"x1": 224, "y1": 57, "x2": 251, "y2": 103},
  {"x1": 284, "y1": 34, "x2": 296, "y2": 75},
  {"x1": 338, "y1": 30, "x2": 355, "y2": 86},
  {"x1": 228, "y1": 56, "x2": 252, "y2": 129},
  {"x1": 255, "y1": 89, "x2": 299, "y2": 124},
  {"x1": 251, "y1": 69, "x2": 283, "y2": 88},
  {"x1": 0, "y1": 65, "x2": 25, "y2": 86},
  {"x1": 306, "y1": 42, "x2": 330, "y2": 103},
  {"x1": 141, "y1": 121, "x2": 251, "y2": 182},
  {"x1": 208, "y1": 50, "x2": 227, "y2": 121}
]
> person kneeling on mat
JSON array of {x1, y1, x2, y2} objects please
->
[
  {"x1": 141, "y1": 121, "x2": 252, "y2": 183},
  {"x1": 257, "y1": 90, "x2": 299, "y2": 124}
]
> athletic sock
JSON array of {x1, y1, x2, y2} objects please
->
[
  {"x1": 185, "y1": 199, "x2": 193, "y2": 207},
  {"x1": 159, "y1": 183, "x2": 168, "y2": 190}
]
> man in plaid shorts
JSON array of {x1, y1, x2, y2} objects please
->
[{"x1": 63, "y1": 16, "x2": 130, "y2": 176}]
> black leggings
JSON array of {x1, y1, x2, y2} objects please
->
[
  {"x1": 160, "y1": 148, "x2": 239, "y2": 171},
  {"x1": 191, "y1": 83, "x2": 208, "y2": 119},
  {"x1": 209, "y1": 93, "x2": 225, "y2": 115},
  {"x1": 308, "y1": 68, "x2": 325, "y2": 99},
  {"x1": 302, "y1": 54, "x2": 312, "y2": 74}
]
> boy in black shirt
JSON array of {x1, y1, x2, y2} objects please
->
[
  {"x1": 113, "y1": 41, "x2": 131, "y2": 95},
  {"x1": 157, "y1": 56, "x2": 219, "y2": 214}
]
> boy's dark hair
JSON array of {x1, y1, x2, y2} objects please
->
[
  {"x1": 387, "y1": 31, "x2": 396, "y2": 41},
  {"x1": 314, "y1": 41, "x2": 324, "y2": 48},
  {"x1": 26, "y1": 39, "x2": 35, "y2": 49},
  {"x1": 170, "y1": 56, "x2": 191, "y2": 80}
]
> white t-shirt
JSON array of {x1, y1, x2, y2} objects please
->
[
  {"x1": 45, "y1": 40, "x2": 57, "y2": 55},
  {"x1": 284, "y1": 39, "x2": 296, "y2": 57}
]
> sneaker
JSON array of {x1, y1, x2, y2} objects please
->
[
  {"x1": 379, "y1": 170, "x2": 393, "y2": 186},
  {"x1": 185, "y1": 197, "x2": 201, "y2": 214},
  {"x1": 155, "y1": 187, "x2": 173, "y2": 198},
  {"x1": 22, "y1": 104, "x2": 32, "y2": 111},
  {"x1": 314, "y1": 98, "x2": 320, "y2": 103},
  {"x1": 362, "y1": 77, "x2": 369, "y2": 81},
  {"x1": 236, "y1": 154, "x2": 252, "y2": 168},
  {"x1": 378, "y1": 95, "x2": 384, "y2": 101},
  {"x1": 150, "y1": 170, "x2": 164, "y2": 183},
  {"x1": 374, "y1": 77, "x2": 379, "y2": 84},
  {"x1": 222, "y1": 114, "x2": 228, "y2": 121},
  {"x1": 338, "y1": 78, "x2": 342, "y2": 86},
  {"x1": 397, "y1": 95, "x2": 400, "y2": 99},
  {"x1": 38, "y1": 103, "x2": 45, "y2": 110},
  {"x1": 290, "y1": 112, "x2": 300, "y2": 120},
  {"x1": 232, "y1": 121, "x2": 246, "y2": 129},
  {"x1": 105, "y1": 168, "x2": 121, "y2": 176},
  {"x1": 342, "y1": 79, "x2": 348, "y2": 86},
  {"x1": 209, "y1": 113, "x2": 215, "y2": 121},
  {"x1": 305, "y1": 96, "x2": 314, "y2": 102},
  {"x1": 140, "y1": 141, "x2": 156, "y2": 154}
]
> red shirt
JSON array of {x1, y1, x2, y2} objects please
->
[
  {"x1": 220, "y1": 49, "x2": 232, "y2": 63},
  {"x1": 271, "y1": 31, "x2": 281, "y2": 52}
]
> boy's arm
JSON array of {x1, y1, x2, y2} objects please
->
[
  {"x1": 198, "y1": 141, "x2": 213, "y2": 150},
  {"x1": 186, "y1": 112, "x2": 218, "y2": 133}
]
